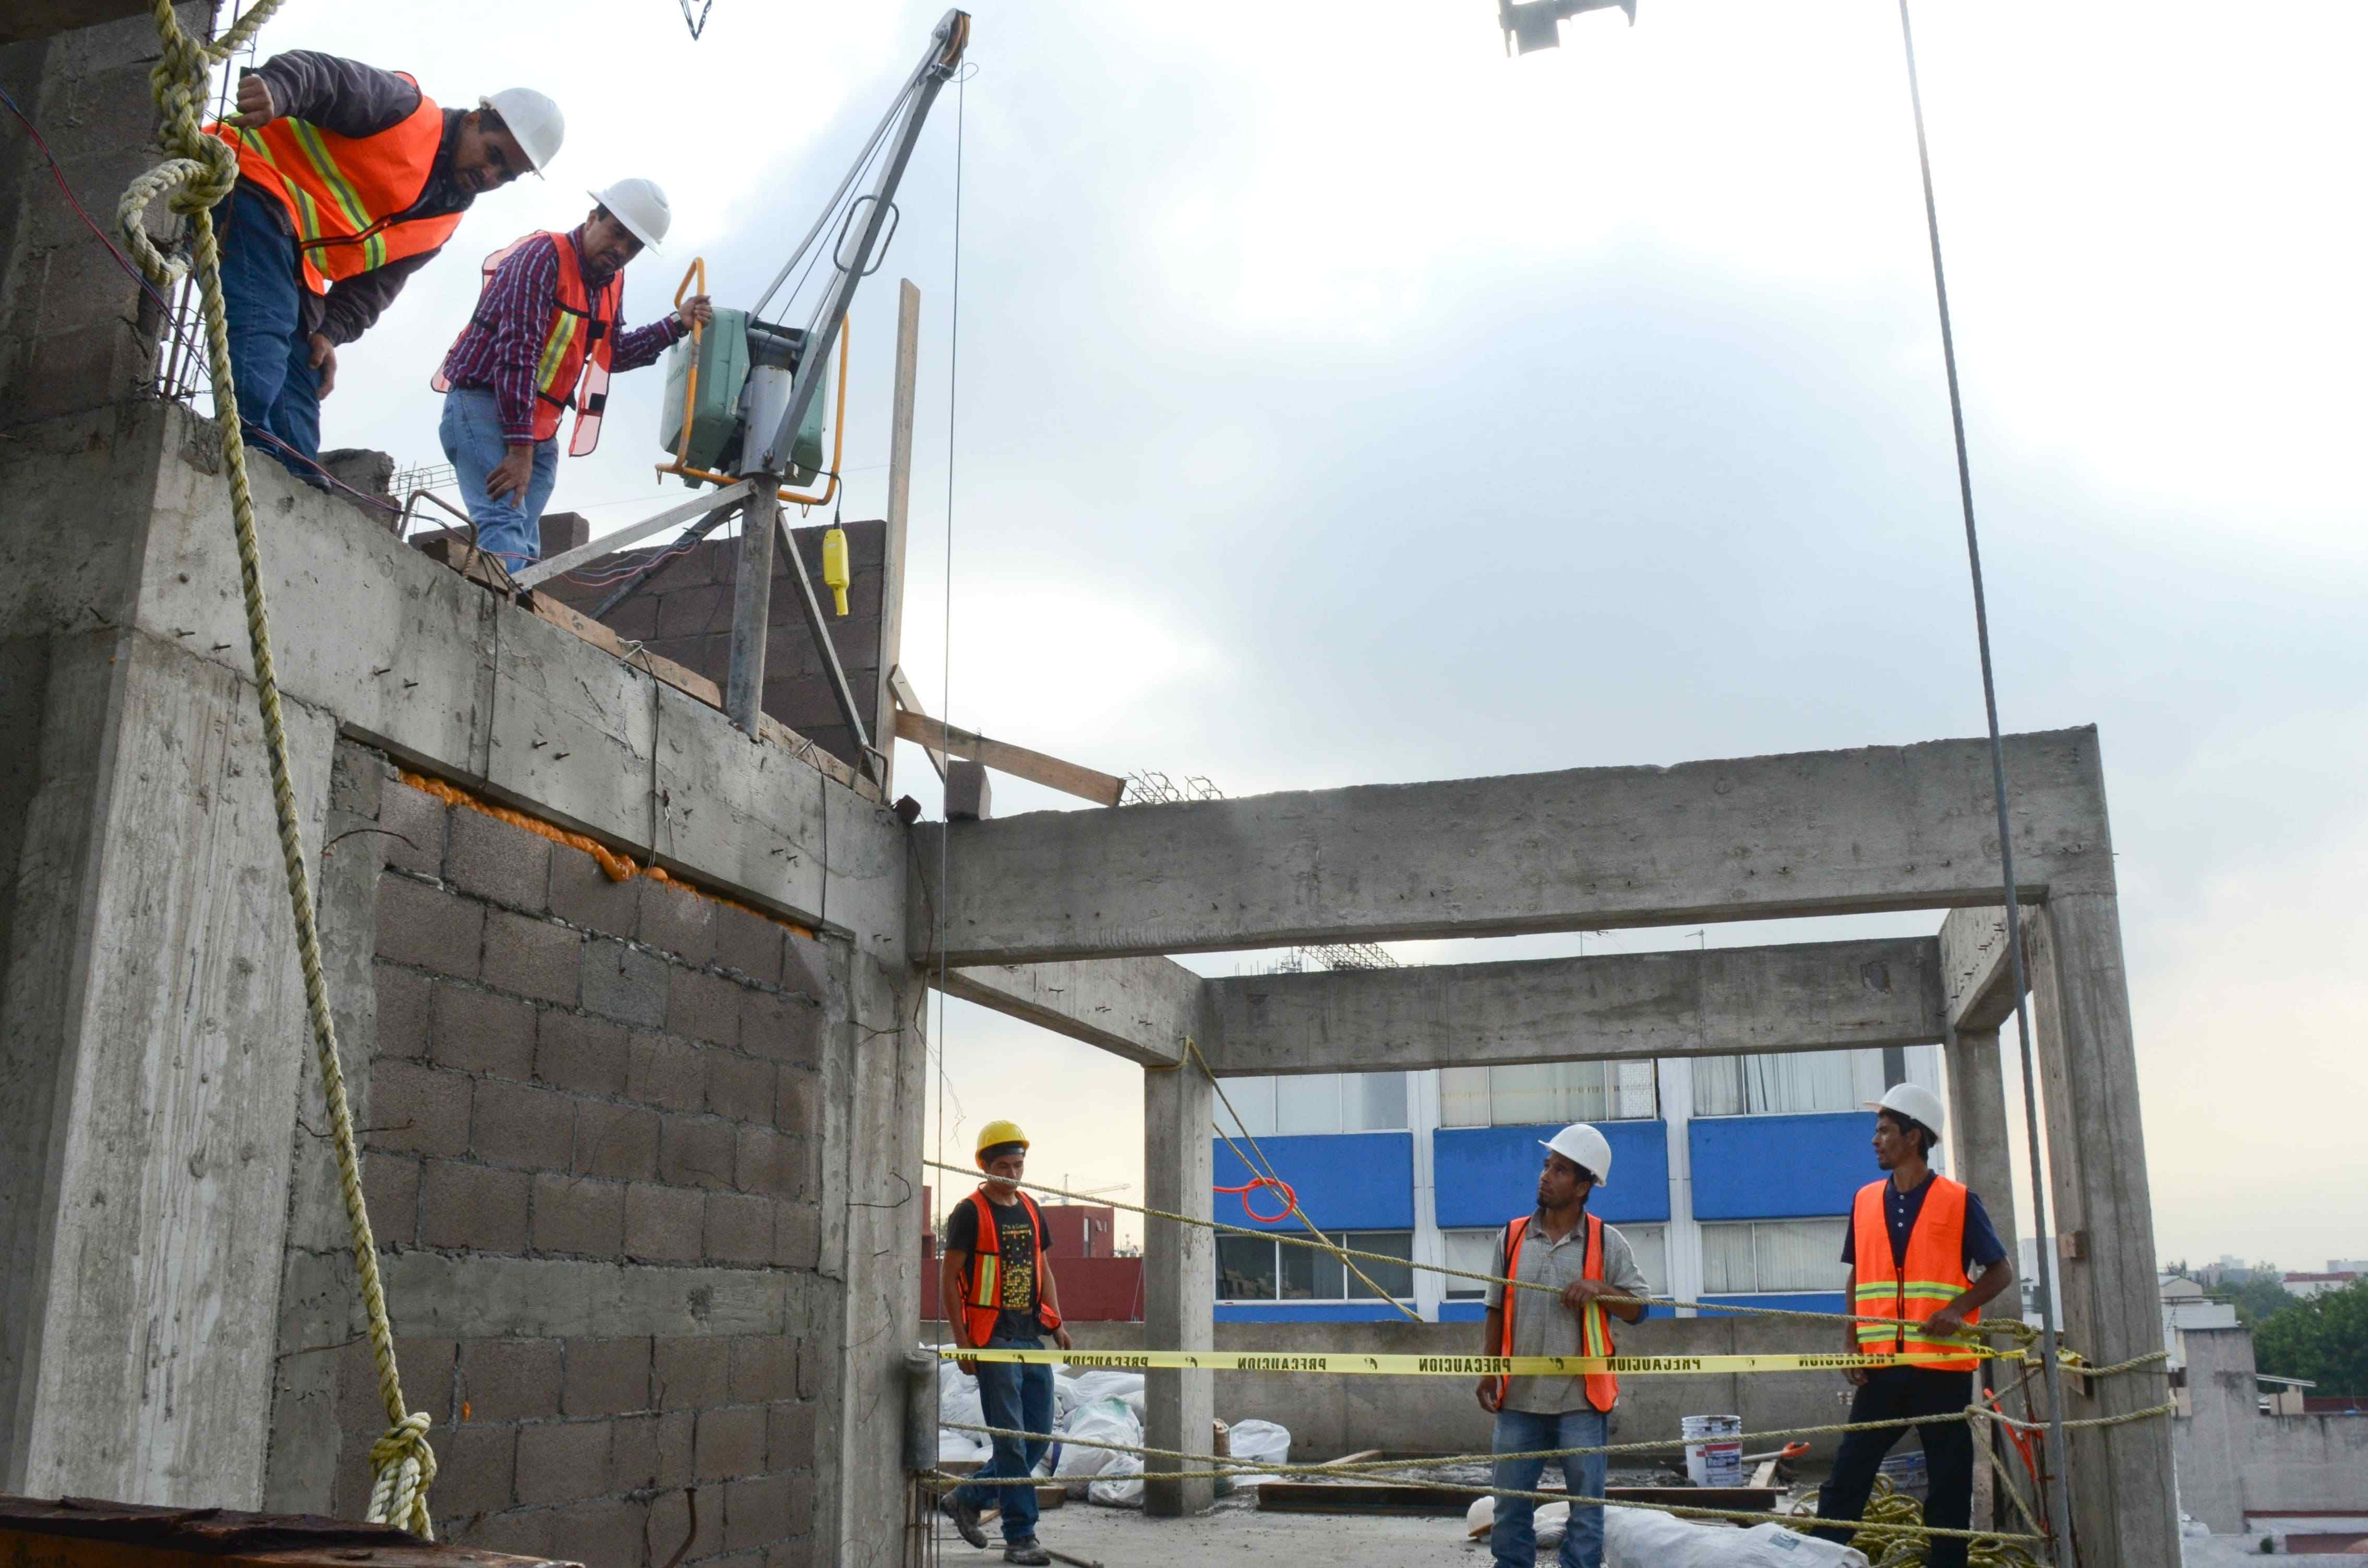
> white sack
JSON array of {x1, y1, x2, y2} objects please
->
[
  {"x1": 939, "y1": 1430, "x2": 991, "y2": 1465},
  {"x1": 1065, "y1": 1370, "x2": 1146, "y2": 1406},
  {"x1": 1054, "y1": 1397, "x2": 1140, "y2": 1485},
  {"x1": 1604, "y1": 1510, "x2": 1869, "y2": 1568},
  {"x1": 1461, "y1": 1497, "x2": 1568, "y2": 1548},
  {"x1": 1226, "y1": 1418, "x2": 1292, "y2": 1469},
  {"x1": 1087, "y1": 1454, "x2": 1146, "y2": 1507}
]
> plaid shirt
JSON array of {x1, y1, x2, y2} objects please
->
[{"x1": 437, "y1": 226, "x2": 686, "y2": 442}]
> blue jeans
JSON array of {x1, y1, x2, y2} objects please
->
[
  {"x1": 439, "y1": 388, "x2": 558, "y2": 574},
  {"x1": 216, "y1": 185, "x2": 326, "y2": 486},
  {"x1": 957, "y1": 1336, "x2": 1053, "y2": 1544},
  {"x1": 1492, "y1": 1406, "x2": 1608, "y2": 1568}
]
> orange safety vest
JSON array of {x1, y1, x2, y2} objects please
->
[
  {"x1": 432, "y1": 232, "x2": 621, "y2": 456},
  {"x1": 1850, "y1": 1175, "x2": 1980, "y2": 1372},
  {"x1": 1496, "y1": 1211, "x2": 1618, "y2": 1413},
  {"x1": 956, "y1": 1187, "x2": 1063, "y2": 1348},
  {"x1": 209, "y1": 79, "x2": 463, "y2": 295}
]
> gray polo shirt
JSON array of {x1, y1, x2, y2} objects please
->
[{"x1": 1484, "y1": 1209, "x2": 1651, "y2": 1414}]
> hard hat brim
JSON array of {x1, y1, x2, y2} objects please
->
[{"x1": 1536, "y1": 1138, "x2": 1608, "y2": 1186}]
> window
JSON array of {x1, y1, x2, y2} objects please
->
[
  {"x1": 1438, "y1": 1062, "x2": 1657, "y2": 1128},
  {"x1": 1441, "y1": 1225, "x2": 1668, "y2": 1300},
  {"x1": 1701, "y1": 1219, "x2": 1848, "y2": 1294},
  {"x1": 1692, "y1": 1051, "x2": 1858, "y2": 1116},
  {"x1": 1216, "y1": 1232, "x2": 1416, "y2": 1301},
  {"x1": 1216, "y1": 1073, "x2": 1410, "y2": 1137}
]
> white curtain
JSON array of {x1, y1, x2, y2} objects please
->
[
  {"x1": 1347, "y1": 1071, "x2": 1409, "y2": 1131},
  {"x1": 1701, "y1": 1223, "x2": 1758, "y2": 1293},
  {"x1": 1217, "y1": 1077, "x2": 1278, "y2": 1138},
  {"x1": 1693, "y1": 1051, "x2": 1857, "y2": 1116},
  {"x1": 1752, "y1": 1219, "x2": 1848, "y2": 1293},
  {"x1": 1619, "y1": 1223, "x2": 1667, "y2": 1297},
  {"x1": 1441, "y1": 1067, "x2": 1489, "y2": 1127},
  {"x1": 1275, "y1": 1073, "x2": 1341, "y2": 1135},
  {"x1": 1442, "y1": 1229, "x2": 1498, "y2": 1298}
]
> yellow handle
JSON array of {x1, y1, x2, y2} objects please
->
[{"x1": 669, "y1": 257, "x2": 706, "y2": 475}]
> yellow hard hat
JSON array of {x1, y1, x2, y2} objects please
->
[{"x1": 976, "y1": 1119, "x2": 1029, "y2": 1165}]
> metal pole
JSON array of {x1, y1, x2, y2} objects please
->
[
  {"x1": 1893, "y1": 2, "x2": 2077, "y2": 1558},
  {"x1": 726, "y1": 483, "x2": 781, "y2": 734}
]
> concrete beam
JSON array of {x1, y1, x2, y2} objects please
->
[
  {"x1": 935, "y1": 958, "x2": 1201, "y2": 1068},
  {"x1": 1197, "y1": 937, "x2": 1942, "y2": 1077},
  {"x1": 1939, "y1": 905, "x2": 2029, "y2": 1030},
  {"x1": 912, "y1": 730, "x2": 2113, "y2": 964}
]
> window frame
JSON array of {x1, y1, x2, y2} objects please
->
[
  {"x1": 1216, "y1": 1072, "x2": 1413, "y2": 1138},
  {"x1": 1698, "y1": 1216, "x2": 1850, "y2": 1295},
  {"x1": 1213, "y1": 1229, "x2": 1418, "y2": 1304},
  {"x1": 1438, "y1": 1060, "x2": 1660, "y2": 1129}
]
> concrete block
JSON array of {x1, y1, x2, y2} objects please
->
[
  {"x1": 766, "y1": 1536, "x2": 817, "y2": 1568},
  {"x1": 944, "y1": 760, "x2": 990, "y2": 822},
  {"x1": 516, "y1": 1417, "x2": 612, "y2": 1505},
  {"x1": 584, "y1": 937, "x2": 671, "y2": 1029},
  {"x1": 474, "y1": 1079, "x2": 578, "y2": 1171},
  {"x1": 767, "y1": 1401, "x2": 816, "y2": 1473},
  {"x1": 532, "y1": 1173, "x2": 625, "y2": 1257},
  {"x1": 772, "y1": 1203, "x2": 820, "y2": 1271},
  {"x1": 363, "y1": 1153, "x2": 421, "y2": 1248},
  {"x1": 656, "y1": 1411, "x2": 696, "y2": 1487},
  {"x1": 431, "y1": 1419, "x2": 517, "y2": 1519},
  {"x1": 723, "y1": 1474, "x2": 788, "y2": 1550},
  {"x1": 451, "y1": 1507, "x2": 553, "y2": 1561},
  {"x1": 656, "y1": 584, "x2": 730, "y2": 639},
  {"x1": 383, "y1": 784, "x2": 455, "y2": 878},
  {"x1": 421, "y1": 1161, "x2": 531, "y2": 1253},
  {"x1": 654, "y1": 1337, "x2": 729, "y2": 1410},
  {"x1": 728, "y1": 1339, "x2": 797, "y2": 1405},
  {"x1": 714, "y1": 906, "x2": 784, "y2": 986},
  {"x1": 706, "y1": 1053, "x2": 775, "y2": 1125},
  {"x1": 639, "y1": 879, "x2": 717, "y2": 967},
  {"x1": 551, "y1": 845, "x2": 638, "y2": 936},
  {"x1": 444, "y1": 807, "x2": 554, "y2": 911},
  {"x1": 539, "y1": 1010, "x2": 630, "y2": 1096},
  {"x1": 732, "y1": 1126, "x2": 802, "y2": 1200},
  {"x1": 629, "y1": 1032, "x2": 707, "y2": 1113},
  {"x1": 461, "y1": 1337, "x2": 565, "y2": 1422},
  {"x1": 609, "y1": 1410, "x2": 660, "y2": 1489},
  {"x1": 318, "y1": 449, "x2": 395, "y2": 502},
  {"x1": 548, "y1": 1493, "x2": 648, "y2": 1568},
  {"x1": 772, "y1": 1069, "x2": 819, "y2": 1139},
  {"x1": 739, "y1": 991, "x2": 821, "y2": 1069},
  {"x1": 575, "y1": 1101, "x2": 661, "y2": 1182},
  {"x1": 565, "y1": 1337, "x2": 654, "y2": 1418},
  {"x1": 364, "y1": 1060, "x2": 472, "y2": 1158},
  {"x1": 375, "y1": 963, "x2": 432, "y2": 1058},
  {"x1": 704, "y1": 1192, "x2": 774, "y2": 1265},
  {"x1": 666, "y1": 968, "x2": 742, "y2": 1049},
  {"x1": 696, "y1": 1406, "x2": 768, "y2": 1482},
  {"x1": 431, "y1": 982, "x2": 538, "y2": 1080},
  {"x1": 599, "y1": 593, "x2": 660, "y2": 644},
  {"x1": 781, "y1": 934, "x2": 830, "y2": 1003},
  {"x1": 540, "y1": 512, "x2": 591, "y2": 559},
  {"x1": 660, "y1": 1114, "x2": 736, "y2": 1190},
  {"x1": 483, "y1": 910, "x2": 583, "y2": 1006},
  {"x1": 376, "y1": 873, "x2": 484, "y2": 976},
  {"x1": 623, "y1": 1183, "x2": 702, "y2": 1263},
  {"x1": 646, "y1": 1485, "x2": 721, "y2": 1566}
]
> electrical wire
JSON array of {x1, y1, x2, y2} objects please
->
[{"x1": 931, "y1": 61, "x2": 970, "y2": 1244}]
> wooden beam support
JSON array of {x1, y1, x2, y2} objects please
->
[
  {"x1": 870, "y1": 280, "x2": 922, "y2": 799},
  {"x1": 894, "y1": 709, "x2": 1125, "y2": 808}
]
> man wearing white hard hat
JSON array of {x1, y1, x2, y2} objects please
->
[
  {"x1": 208, "y1": 54, "x2": 563, "y2": 486},
  {"x1": 1810, "y1": 1083, "x2": 2015, "y2": 1568},
  {"x1": 1475, "y1": 1123, "x2": 1650, "y2": 1568},
  {"x1": 432, "y1": 180, "x2": 714, "y2": 582}
]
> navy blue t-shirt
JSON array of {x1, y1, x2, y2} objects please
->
[{"x1": 1840, "y1": 1175, "x2": 2008, "y2": 1272}]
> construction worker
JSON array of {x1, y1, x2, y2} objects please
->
[
  {"x1": 432, "y1": 179, "x2": 712, "y2": 584},
  {"x1": 939, "y1": 1120, "x2": 1069, "y2": 1566},
  {"x1": 209, "y1": 54, "x2": 563, "y2": 485},
  {"x1": 1811, "y1": 1083, "x2": 2017, "y2": 1568},
  {"x1": 1475, "y1": 1123, "x2": 1650, "y2": 1568}
]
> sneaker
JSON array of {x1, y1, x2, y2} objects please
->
[
  {"x1": 940, "y1": 1491, "x2": 987, "y2": 1549},
  {"x1": 1002, "y1": 1542, "x2": 1052, "y2": 1566}
]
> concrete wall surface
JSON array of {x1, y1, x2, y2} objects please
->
[{"x1": 2174, "y1": 1326, "x2": 2368, "y2": 1532}]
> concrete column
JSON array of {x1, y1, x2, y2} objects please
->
[
  {"x1": 2170, "y1": 1326, "x2": 2255, "y2": 1533},
  {"x1": 1658, "y1": 1057, "x2": 1703, "y2": 1316},
  {"x1": 1941, "y1": 1026, "x2": 2020, "y2": 1264},
  {"x1": 1142, "y1": 1063, "x2": 1213, "y2": 1516},
  {"x1": 2026, "y1": 894, "x2": 2180, "y2": 1565}
]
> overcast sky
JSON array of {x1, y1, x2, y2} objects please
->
[{"x1": 264, "y1": 1, "x2": 2364, "y2": 1271}]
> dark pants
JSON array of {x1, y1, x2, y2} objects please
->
[
  {"x1": 956, "y1": 1335, "x2": 1053, "y2": 1545},
  {"x1": 1812, "y1": 1368, "x2": 1976, "y2": 1568},
  {"x1": 215, "y1": 185, "x2": 327, "y2": 486}
]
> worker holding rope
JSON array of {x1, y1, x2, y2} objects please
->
[
  {"x1": 1812, "y1": 1084, "x2": 2017, "y2": 1568},
  {"x1": 940, "y1": 1121, "x2": 1072, "y2": 1567},
  {"x1": 1477, "y1": 1124, "x2": 1651, "y2": 1568}
]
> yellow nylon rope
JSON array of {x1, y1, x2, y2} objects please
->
[{"x1": 117, "y1": 1, "x2": 435, "y2": 1534}]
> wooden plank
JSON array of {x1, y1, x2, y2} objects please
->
[
  {"x1": 871, "y1": 280, "x2": 922, "y2": 799},
  {"x1": 888, "y1": 666, "x2": 946, "y2": 779},
  {"x1": 894, "y1": 709, "x2": 1124, "y2": 807},
  {"x1": 1255, "y1": 1481, "x2": 1780, "y2": 1516}
]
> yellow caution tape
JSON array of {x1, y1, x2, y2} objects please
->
[{"x1": 941, "y1": 1347, "x2": 2005, "y2": 1376}]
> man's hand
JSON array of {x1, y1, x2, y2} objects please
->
[
  {"x1": 955, "y1": 1354, "x2": 978, "y2": 1379},
  {"x1": 307, "y1": 333, "x2": 338, "y2": 399},
  {"x1": 1475, "y1": 1377, "x2": 1501, "y2": 1413},
  {"x1": 675, "y1": 294, "x2": 715, "y2": 331},
  {"x1": 486, "y1": 443, "x2": 536, "y2": 504},
  {"x1": 1926, "y1": 1305, "x2": 1969, "y2": 1342},
  {"x1": 1844, "y1": 1329, "x2": 1869, "y2": 1385},
  {"x1": 1560, "y1": 1277, "x2": 1613, "y2": 1312},
  {"x1": 1053, "y1": 1325, "x2": 1073, "y2": 1352},
  {"x1": 229, "y1": 73, "x2": 278, "y2": 129}
]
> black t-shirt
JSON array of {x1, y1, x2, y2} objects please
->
[{"x1": 946, "y1": 1194, "x2": 1050, "y2": 1342}]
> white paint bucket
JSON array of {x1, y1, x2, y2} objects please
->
[{"x1": 1681, "y1": 1413, "x2": 1745, "y2": 1487}]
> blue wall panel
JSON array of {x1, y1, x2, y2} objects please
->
[
  {"x1": 1689, "y1": 1112, "x2": 1877, "y2": 1220},
  {"x1": 1215, "y1": 1302, "x2": 1414, "y2": 1323},
  {"x1": 1209, "y1": 1132, "x2": 1415, "y2": 1232},
  {"x1": 1431, "y1": 1123, "x2": 1670, "y2": 1228}
]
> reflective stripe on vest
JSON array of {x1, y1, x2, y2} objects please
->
[
  {"x1": 1496, "y1": 1211, "x2": 1618, "y2": 1413},
  {"x1": 958, "y1": 1187, "x2": 1063, "y2": 1348},
  {"x1": 1849, "y1": 1175, "x2": 1981, "y2": 1372},
  {"x1": 208, "y1": 81, "x2": 462, "y2": 294},
  {"x1": 431, "y1": 232, "x2": 622, "y2": 456}
]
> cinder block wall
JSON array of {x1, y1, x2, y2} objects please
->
[{"x1": 286, "y1": 762, "x2": 835, "y2": 1564}]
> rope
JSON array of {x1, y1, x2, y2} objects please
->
[{"x1": 117, "y1": 2, "x2": 435, "y2": 1534}]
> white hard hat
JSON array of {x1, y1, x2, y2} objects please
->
[
  {"x1": 480, "y1": 88, "x2": 564, "y2": 174},
  {"x1": 1539, "y1": 1124, "x2": 1613, "y2": 1187},
  {"x1": 1869, "y1": 1083, "x2": 1947, "y2": 1140},
  {"x1": 590, "y1": 178, "x2": 671, "y2": 251}
]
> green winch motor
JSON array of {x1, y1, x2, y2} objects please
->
[{"x1": 658, "y1": 308, "x2": 827, "y2": 486}]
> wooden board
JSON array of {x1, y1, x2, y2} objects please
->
[{"x1": 893, "y1": 709, "x2": 1124, "y2": 807}]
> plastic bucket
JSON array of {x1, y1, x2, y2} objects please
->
[{"x1": 1681, "y1": 1414, "x2": 1744, "y2": 1488}]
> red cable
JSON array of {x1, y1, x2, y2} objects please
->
[{"x1": 1213, "y1": 1175, "x2": 1297, "y2": 1225}]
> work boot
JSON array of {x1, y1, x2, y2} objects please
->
[
  {"x1": 940, "y1": 1490, "x2": 987, "y2": 1548},
  {"x1": 1002, "y1": 1541, "x2": 1052, "y2": 1566}
]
